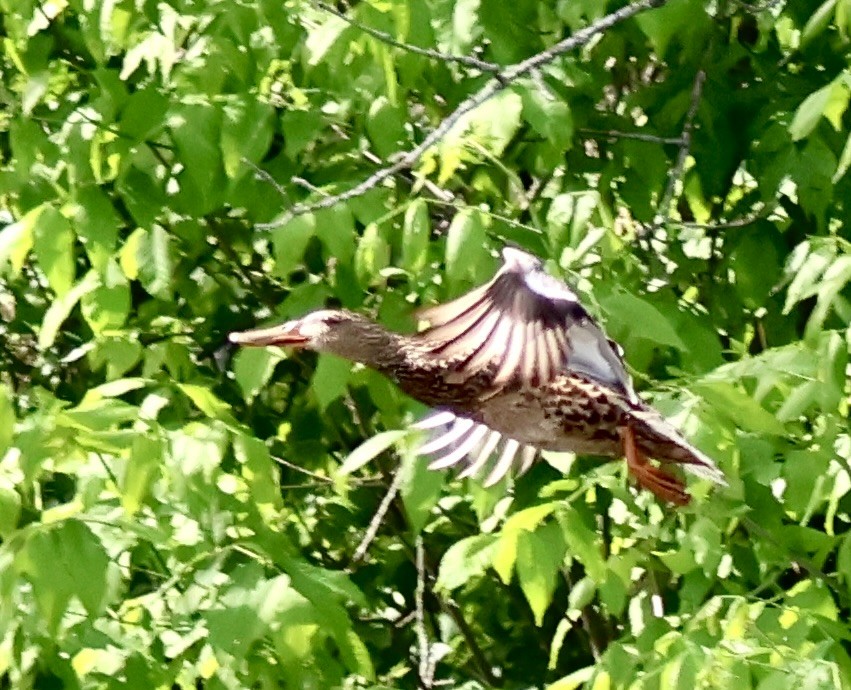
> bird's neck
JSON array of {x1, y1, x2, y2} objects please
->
[{"x1": 328, "y1": 324, "x2": 412, "y2": 375}]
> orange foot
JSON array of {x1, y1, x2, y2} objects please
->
[{"x1": 618, "y1": 426, "x2": 690, "y2": 506}]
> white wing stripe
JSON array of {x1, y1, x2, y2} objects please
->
[
  {"x1": 418, "y1": 417, "x2": 475, "y2": 455},
  {"x1": 413, "y1": 410, "x2": 457, "y2": 430},
  {"x1": 458, "y1": 430, "x2": 502, "y2": 478},
  {"x1": 428, "y1": 424, "x2": 489, "y2": 469},
  {"x1": 484, "y1": 439, "x2": 521, "y2": 487},
  {"x1": 518, "y1": 445, "x2": 538, "y2": 474}
]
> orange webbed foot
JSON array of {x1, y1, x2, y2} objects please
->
[{"x1": 619, "y1": 426, "x2": 690, "y2": 506}]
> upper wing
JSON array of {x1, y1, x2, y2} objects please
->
[{"x1": 417, "y1": 247, "x2": 635, "y2": 398}]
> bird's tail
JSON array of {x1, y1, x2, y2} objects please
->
[{"x1": 628, "y1": 408, "x2": 728, "y2": 486}]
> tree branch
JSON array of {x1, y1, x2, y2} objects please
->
[
  {"x1": 259, "y1": 0, "x2": 668, "y2": 230},
  {"x1": 578, "y1": 127, "x2": 682, "y2": 145},
  {"x1": 652, "y1": 69, "x2": 706, "y2": 230},
  {"x1": 351, "y1": 465, "x2": 405, "y2": 562},
  {"x1": 415, "y1": 536, "x2": 435, "y2": 689},
  {"x1": 314, "y1": 0, "x2": 502, "y2": 73}
]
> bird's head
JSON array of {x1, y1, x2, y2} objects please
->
[{"x1": 229, "y1": 309, "x2": 399, "y2": 366}]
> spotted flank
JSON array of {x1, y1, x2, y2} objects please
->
[{"x1": 413, "y1": 410, "x2": 539, "y2": 487}]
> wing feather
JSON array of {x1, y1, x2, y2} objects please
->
[
  {"x1": 417, "y1": 247, "x2": 634, "y2": 397},
  {"x1": 413, "y1": 410, "x2": 542, "y2": 484}
]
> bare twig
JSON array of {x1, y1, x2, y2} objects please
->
[
  {"x1": 259, "y1": 0, "x2": 668, "y2": 230},
  {"x1": 434, "y1": 584, "x2": 501, "y2": 686},
  {"x1": 733, "y1": 0, "x2": 784, "y2": 12},
  {"x1": 563, "y1": 569, "x2": 608, "y2": 661},
  {"x1": 271, "y1": 454, "x2": 335, "y2": 483},
  {"x1": 578, "y1": 127, "x2": 682, "y2": 145},
  {"x1": 359, "y1": 478, "x2": 501, "y2": 686},
  {"x1": 291, "y1": 176, "x2": 328, "y2": 197},
  {"x1": 415, "y1": 536, "x2": 435, "y2": 688},
  {"x1": 673, "y1": 204, "x2": 775, "y2": 230},
  {"x1": 244, "y1": 159, "x2": 294, "y2": 204},
  {"x1": 652, "y1": 70, "x2": 706, "y2": 230},
  {"x1": 314, "y1": 1, "x2": 501, "y2": 73},
  {"x1": 352, "y1": 465, "x2": 405, "y2": 562}
]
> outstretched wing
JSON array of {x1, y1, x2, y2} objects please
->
[{"x1": 417, "y1": 247, "x2": 635, "y2": 399}]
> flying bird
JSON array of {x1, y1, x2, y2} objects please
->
[{"x1": 230, "y1": 247, "x2": 726, "y2": 504}]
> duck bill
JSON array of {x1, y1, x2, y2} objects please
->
[{"x1": 228, "y1": 321, "x2": 309, "y2": 348}]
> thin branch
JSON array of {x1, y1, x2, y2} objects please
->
[
  {"x1": 259, "y1": 0, "x2": 668, "y2": 230},
  {"x1": 358, "y1": 477, "x2": 501, "y2": 686},
  {"x1": 314, "y1": 0, "x2": 501, "y2": 73},
  {"x1": 291, "y1": 176, "x2": 329, "y2": 197},
  {"x1": 578, "y1": 127, "x2": 682, "y2": 145},
  {"x1": 563, "y1": 569, "x2": 607, "y2": 661},
  {"x1": 244, "y1": 158, "x2": 294, "y2": 204},
  {"x1": 672, "y1": 204, "x2": 775, "y2": 230},
  {"x1": 415, "y1": 536, "x2": 435, "y2": 689},
  {"x1": 432, "y1": 579, "x2": 502, "y2": 686},
  {"x1": 351, "y1": 465, "x2": 405, "y2": 562},
  {"x1": 271, "y1": 454, "x2": 334, "y2": 483},
  {"x1": 652, "y1": 69, "x2": 706, "y2": 230}
]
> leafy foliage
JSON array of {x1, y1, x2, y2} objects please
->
[{"x1": 1, "y1": 0, "x2": 850, "y2": 688}]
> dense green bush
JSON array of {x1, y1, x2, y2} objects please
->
[{"x1": 1, "y1": 0, "x2": 850, "y2": 687}]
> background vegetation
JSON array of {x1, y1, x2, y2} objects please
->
[{"x1": 1, "y1": 0, "x2": 850, "y2": 687}]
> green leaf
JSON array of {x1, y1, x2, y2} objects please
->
[
  {"x1": 436, "y1": 534, "x2": 498, "y2": 591},
  {"x1": 354, "y1": 223, "x2": 390, "y2": 287},
  {"x1": 32, "y1": 205, "x2": 75, "y2": 297},
  {"x1": 366, "y1": 97, "x2": 406, "y2": 158},
  {"x1": 806, "y1": 254, "x2": 851, "y2": 337},
  {"x1": 600, "y1": 291, "x2": 686, "y2": 351},
  {"x1": 338, "y1": 430, "x2": 409, "y2": 475},
  {"x1": 0, "y1": 205, "x2": 38, "y2": 274},
  {"x1": 221, "y1": 99, "x2": 275, "y2": 178},
  {"x1": 178, "y1": 384, "x2": 238, "y2": 425},
  {"x1": 39, "y1": 270, "x2": 100, "y2": 349},
  {"x1": 305, "y1": 14, "x2": 351, "y2": 66},
  {"x1": 399, "y1": 438, "x2": 444, "y2": 534},
  {"x1": 169, "y1": 104, "x2": 225, "y2": 215},
  {"x1": 493, "y1": 503, "x2": 557, "y2": 583},
  {"x1": 635, "y1": 0, "x2": 704, "y2": 56},
  {"x1": 695, "y1": 381, "x2": 786, "y2": 435},
  {"x1": 81, "y1": 260, "x2": 130, "y2": 334},
  {"x1": 311, "y1": 354, "x2": 352, "y2": 410},
  {"x1": 233, "y1": 347, "x2": 283, "y2": 401},
  {"x1": 139, "y1": 225, "x2": 173, "y2": 299},
  {"x1": 272, "y1": 214, "x2": 316, "y2": 277},
  {"x1": 233, "y1": 433, "x2": 283, "y2": 508},
  {"x1": 548, "y1": 666, "x2": 595, "y2": 690},
  {"x1": 783, "y1": 241, "x2": 835, "y2": 313},
  {"x1": 121, "y1": 434, "x2": 163, "y2": 514},
  {"x1": 801, "y1": 0, "x2": 838, "y2": 48},
  {"x1": 567, "y1": 576, "x2": 596, "y2": 614},
  {"x1": 516, "y1": 521, "x2": 566, "y2": 625},
  {"x1": 0, "y1": 481, "x2": 21, "y2": 539},
  {"x1": 558, "y1": 506, "x2": 606, "y2": 582},
  {"x1": 445, "y1": 209, "x2": 486, "y2": 285},
  {"x1": 521, "y1": 87, "x2": 573, "y2": 150},
  {"x1": 790, "y1": 79, "x2": 849, "y2": 141},
  {"x1": 402, "y1": 199, "x2": 430, "y2": 273},
  {"x1": 315, "y1": 206, "x2": 355, "y2": 264},
  {"x1": 0, "y1": 384, "x2": 14, "y2": 457},
  {"x1": 15, "y1": 520, "x2": 110, "y2": 631}
]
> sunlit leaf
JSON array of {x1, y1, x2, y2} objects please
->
[
  {"x1": 436, "y1": 534, "x2": 498, "y2": 591},
  {"x1": 338, "y1": 430, "x2": 409, "y2": 475}
]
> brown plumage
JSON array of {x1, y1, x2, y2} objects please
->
[{"x1": 230, "y1": 247, "x2": 726, "y2": 504}]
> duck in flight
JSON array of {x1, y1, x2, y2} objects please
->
[{"x1": 230, "y1": 247, "x2": 726, "y2": 504}]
